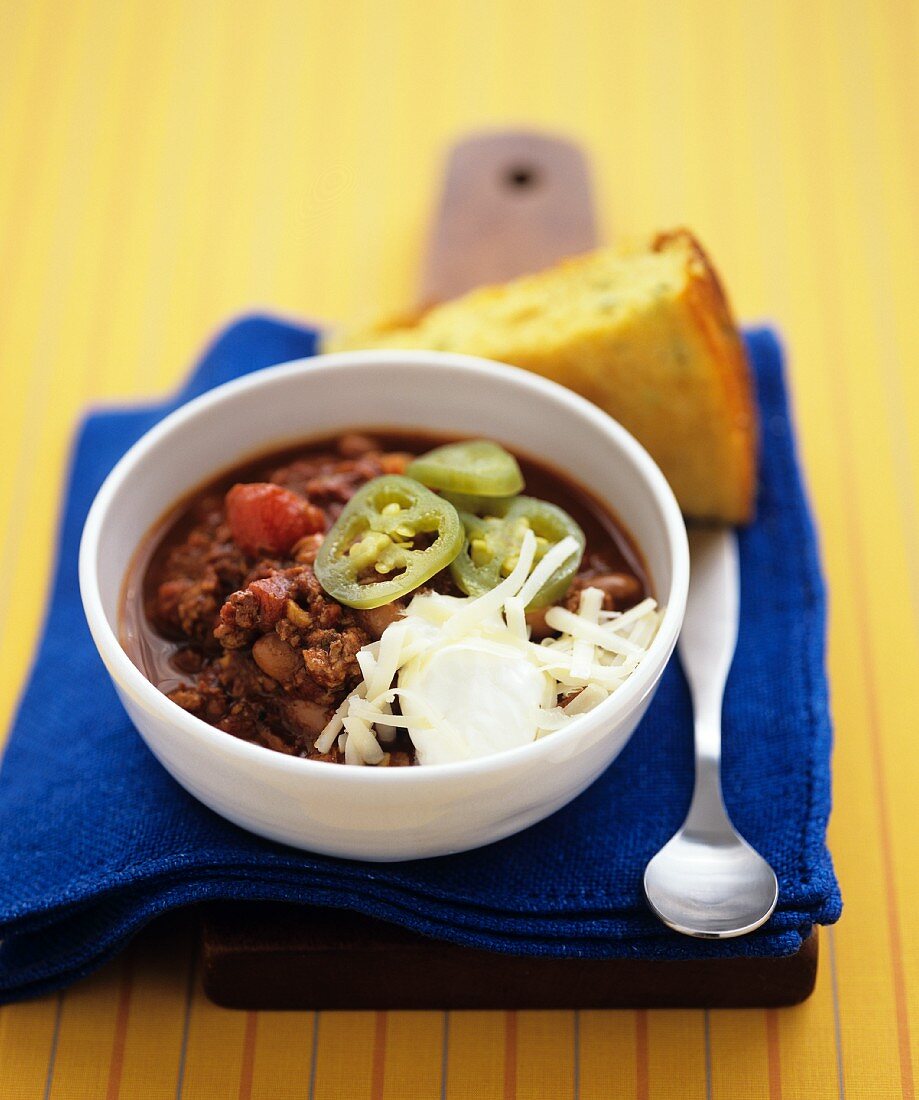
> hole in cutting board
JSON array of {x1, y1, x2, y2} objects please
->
[{"x1": 504, "y1": 164, "x2": 540, "y2": 190}]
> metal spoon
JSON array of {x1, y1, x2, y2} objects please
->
[{"x1": 643, "y1": 528, "x2": 779, "y2": 938}]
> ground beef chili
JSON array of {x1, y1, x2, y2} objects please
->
[{"x1": 121, "y1": 431, "x2": 649, "y2": 766}]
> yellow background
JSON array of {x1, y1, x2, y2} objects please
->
[{"x1": 1, "y1": 0, "x2": 917, "y2": 1096}]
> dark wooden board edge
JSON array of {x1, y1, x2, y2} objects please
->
[{"x1": 201, "y1": 903, "x2": 817, "y2": 1011}]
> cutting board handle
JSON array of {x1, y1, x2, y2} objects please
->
[{"x1": 419, "y1": 130, "x2": 600, "y2": 305}]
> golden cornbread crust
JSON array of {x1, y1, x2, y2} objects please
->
[{"x1": 327, "y1": 229, "x2": 758, "y2": 523}]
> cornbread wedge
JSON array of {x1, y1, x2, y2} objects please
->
[{"x1": 327, "y1": 230, "x2": 757, "y2": 523}]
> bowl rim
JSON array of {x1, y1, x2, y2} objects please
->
[{"x1": 79, "y1": 348, "x2": 689, "y2": 784}]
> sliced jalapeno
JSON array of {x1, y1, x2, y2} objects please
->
[
  {"x1": 314, "y1": 475, "x2": 463, "y2": 609},
  {"x1": 406, "y1": 439, "x2": 524, "y2": 497},
  {"x1": 441, "y1": 490, "x2": 517, "y2": 515},
  {"x1": 450, "y1": 496, "x2": 586, "y2": 608}
]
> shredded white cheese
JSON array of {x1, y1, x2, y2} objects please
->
[
  {"x1": 514, "y1": 535, "x2": 581, "y2": 609},
  {"x1": 564, "y1": 683, "x2": 609, "y2": 716},
  {"x1": 543, "y1": 605, "x2": 645, "y2": 657},
  {"x1": 504, "y1": 595, "x2": 527, "y2": 642},
  {"x1": 320, "y1": 527, "x2": 662, "y2": 765},
  {"x1": 569, "y1": 586, "x2": 604, "y2": 682}
]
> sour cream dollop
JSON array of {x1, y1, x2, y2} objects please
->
[{"x1": 398, "y1": 640, "x2": 552, "y2": 765}]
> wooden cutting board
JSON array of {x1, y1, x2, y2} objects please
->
[{"x1": 200, "y1": 130, "x2": 817, "y2": 1009}]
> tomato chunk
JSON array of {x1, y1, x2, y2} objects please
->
[{"x1": 226, "y1": 483, "x2": 325, "y2": 558}]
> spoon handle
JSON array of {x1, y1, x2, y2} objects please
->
[{"x1": 678, "y1": 529, "x2": 740, "y2": 823}]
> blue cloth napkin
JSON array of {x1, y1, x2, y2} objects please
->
[{"x1": 0, "y1": 317, "x2": 841, "y2": 1002}]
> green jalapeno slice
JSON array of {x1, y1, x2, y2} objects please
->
[
  {"x1": 450, "y1": 496, "x2": 586, "y2": 608},
  {"x1": 440, "y1": 490, "x2": 517, "y2": 515},
  {"x1": 314, "y1": 475, "x2": 463, "y2": 608},
  {"x1": 406, "y1": 439, "x2": 524, "y2": 497}
]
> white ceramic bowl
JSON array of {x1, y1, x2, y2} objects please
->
[{"x1": 80, "y1": 351, "x2": 688, "y2": 861}]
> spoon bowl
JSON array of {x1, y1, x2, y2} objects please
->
[{"x1": 644, "y1": 817, "x2": 779, "y2": 938}]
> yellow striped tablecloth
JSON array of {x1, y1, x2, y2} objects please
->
[{"x1": 1, "y1": 0, "x2": 916, "y2": 1096}]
